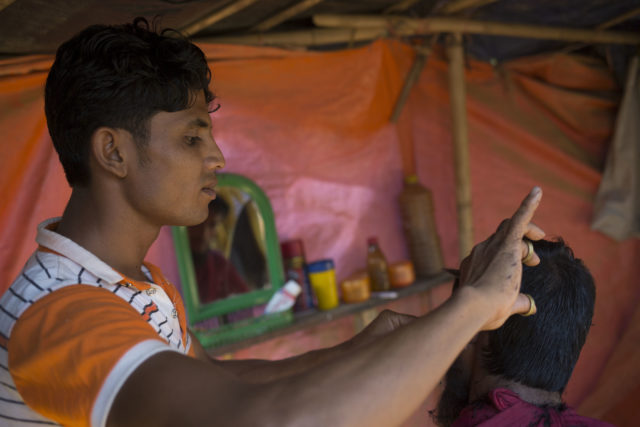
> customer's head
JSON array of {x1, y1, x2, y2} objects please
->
[
  {"x1": 484, "y1": 238, "x2": 595, "y2": 392},
  {"x1": 45, "y1": 17, "x2": 215, "y2": 187},
  {"x1": 433, "y1": 238, "x2": 596, "y2": 426}
]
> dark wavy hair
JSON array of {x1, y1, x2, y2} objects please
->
[
  {"x1": 45, "y1": 17, "x2": 215, "y2": 186},
  {"x1": 483, "y1": 238, "x2": 596, "y2": 392}
]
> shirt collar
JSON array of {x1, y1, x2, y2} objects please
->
[{"x1": 36, "y1": 217, "x2": 126, "y2": 285}]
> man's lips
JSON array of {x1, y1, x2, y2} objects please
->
[{"x1": 202, "y1": 185, "x2": 216, "y2": 198}]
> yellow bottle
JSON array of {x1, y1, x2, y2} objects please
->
[{"x1": 307, "y1": 259, "x2": 339, "y2": 311}]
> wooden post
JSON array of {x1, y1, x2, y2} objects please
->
[
  {"x1": 390, "y1": 46, "x2": 430, "y2": 123},
  {"x1": 447, "y1": 32, "x2": 474, "y2": 259}
]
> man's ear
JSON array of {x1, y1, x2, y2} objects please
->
[{"x1": 91, "y1": 127, "x2": 130, "y2": 179}]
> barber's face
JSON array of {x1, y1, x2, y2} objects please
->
[{"x1": 123, "y1": 92, "x2": 225, "y2": 228}]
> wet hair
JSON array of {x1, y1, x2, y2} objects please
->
[
  {"x1": 483, "y1": 239, "x2": 596, "y2": 392},
  {"x1": 45, "y1": 17, "x2": 215, "y2": 186}
]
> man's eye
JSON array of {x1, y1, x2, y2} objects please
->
[{"x1": 185, "y1": 136, "x2": 200, "y2": 145}]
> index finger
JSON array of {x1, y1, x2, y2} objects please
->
[{"x1": 508, "y1": 187, "x2": 543, "y2": 239}]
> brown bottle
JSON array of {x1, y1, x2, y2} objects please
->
[
  {"x1": 366, "y1": 237, "x2": 391, "y2": 291},
  {"x1": 398, "y1": 175, "x2": 444, "y2": 278}
]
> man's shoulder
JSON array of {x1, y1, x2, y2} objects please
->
[
  {"x1": 9, "y1": 249, "x2": 103, "y2": 294},
  {"x1": 1, "y1": 250, "x2": 106, "y2": 335}
]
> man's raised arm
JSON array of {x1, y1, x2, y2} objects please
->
[{"x1": 107, "y1": 187, "x2": 544, "y2": 427}]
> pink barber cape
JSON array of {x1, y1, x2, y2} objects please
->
[{"x1": 452, "y1": 388, "x2": 614, "y2": 427}]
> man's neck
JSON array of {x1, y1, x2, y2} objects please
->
[
  {"x1": 56, "y1": 187, "x2": 160, "y2": 282},
  {"x1": 473, "y1": 374, "x2": 562, "y2": 408}
]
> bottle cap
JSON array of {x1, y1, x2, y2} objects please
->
[
  {"x1": 282, "y1": 280, "x2": 302, "y2": 297},
  {"x1": 306, "y1": 259, "x2": 335, "y2": 273},
  {"x1": 404, "y1": 174, "x2": 418, "y2": 184},
  {"x1": 280, "y1": 239, "x2": 305, "y2": 260},
  {"x1": 367, "y1": 237, "x2": 378, "y2": 246}
]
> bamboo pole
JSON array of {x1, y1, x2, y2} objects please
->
[
  {"x1": 251, "y1": 0, "x2": 326, "y2": 32},
  {"x1": 195, "y1": 27, "x2": 390, "y2": 47},
  {"x1": 312, "y1": 14, "x2": 640, "y2": 45},
  {"x1": 390, "y1": 46, "x2": 431, "y2": 123},
  {"x1": 447, "y1": 32, "x2": 474, "y2": 259},
  {"x1": 181, "y1": 0, "x2": 259, "y2": 37},
  {"x1": 0, "y1": 0, "x2": 17, "y2": 13},
  {"x1": 562, "y1": 7, "x2": 640, "y2": 54},
  {"x1": 597, "y1": 7, "x2": 640, "y2": 30},
  {"x1": 384, "y1": 0, "x2": 421, "y2": 14},
  {"x1": 439, "y1": 0, "x2": 498, "y2": 15}
]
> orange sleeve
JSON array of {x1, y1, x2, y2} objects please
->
[{"x1": 8, "y1": 285, "x2": 174, "y2": 427}]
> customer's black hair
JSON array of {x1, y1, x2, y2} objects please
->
[
  {"x1": 45, "y1": 17, "x2": 215, "y2": 186},
  {"x1": 483, "y1": 239, "x2": 596, "y2": 392}
]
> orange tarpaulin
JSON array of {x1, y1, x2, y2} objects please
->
[{"x1": 1, "y1": 40, "x2": 638, "y2": 425}]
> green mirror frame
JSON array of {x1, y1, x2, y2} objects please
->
[{"x1": 172, "y1": 173, "x2": 292, "y2": 348}]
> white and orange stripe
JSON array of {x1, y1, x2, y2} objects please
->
[{"x1": 0, "y1": 218, "x2": 194, "y2": 426}]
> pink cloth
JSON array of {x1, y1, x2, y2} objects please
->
[
  {"x1": 452, "y1": 388, "x2": 614, "y2": 427},
  {"x1": 194, "y1": 250, "x2": 249, "y2": 303}
]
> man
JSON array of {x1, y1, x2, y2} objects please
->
[
  {"x1": 188, "y1": 198, "x2": 251, "y2": 303},
  {"x1": 433, "y1": 239, "x2": 611, "y2": 427},
  {"x1": 0, "y1": 18, "x2": 542, "y2": 426}
]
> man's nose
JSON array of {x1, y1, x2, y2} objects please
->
[{"x1": 205, "y1": 138, "x2": 225, "y2": 170}]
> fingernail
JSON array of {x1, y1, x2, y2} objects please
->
[{"x1": 531, "y1": 186, "x2": 542, "y2": 199}]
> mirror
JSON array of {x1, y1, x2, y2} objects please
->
[
  {"x1": 187, "y1": 188, "x2": 268, "y2": 302},
  {"x1": 172, "y1": 173, "x2": 291, "y2": 348}
]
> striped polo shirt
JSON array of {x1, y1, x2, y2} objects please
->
[{"x1": 0, "y1": 218, "x2": 193, "y2": 426}]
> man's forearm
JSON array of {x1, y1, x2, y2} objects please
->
[
  {"x1": 213, "y1": 338, "x2": 357, "y2": 383},
  {"x1": 261, "y1": 287, "x2": 491, "y2": 427}
]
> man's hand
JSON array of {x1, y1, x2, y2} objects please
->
[
  {"x1": 349, "y1": 309, "x2": 417, "y2": 348},
  {"x1": 458, "y1": 187, "x2": 545, "y2": 331}
]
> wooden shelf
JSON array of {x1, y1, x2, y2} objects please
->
[{"x1": 208, "y1": 271, "x2": 453, "y2": 356}]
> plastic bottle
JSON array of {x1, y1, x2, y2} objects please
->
[
  {"x1": 366, "y1": 237, "x2": 391, "y2": 292},
  {"x1": 306, "y1": 259, "x2": 339, "y2": 311},
  {"x1": 280, "y1": 239, "x2": 314, "y2": 311},
  {"x1": 264, "y1": 280, "x2": 302, "y2": 314},
  {"x1": 398, "y1": 174, "x2": 444, "y2": 278}
]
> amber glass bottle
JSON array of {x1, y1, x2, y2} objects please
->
[{"x1": 366, "y1": 237, "x2": 391, "y2": 292}]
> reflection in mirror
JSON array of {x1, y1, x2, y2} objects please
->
[
  {"x1": 172, "y1": 172, "x2": 289, "y2": 348},
  {"x1": 187, "y1": 188, "x2": 269, "y2": 304}
]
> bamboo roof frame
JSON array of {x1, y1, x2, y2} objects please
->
[
  {"x1": 180, "y1": 0, "x2": 260, "y2": 37},
  {"x1": 199, "y1": 14, "x2": 640, "y2": 47},
  {"x1": 312, "y1": 14, "x2": 640, "y2": 45},
  {"x1": 562, "y1": 7, "x2": 640, "y2": 53},
  {"x1": 0, "y1": 0, "x2": 17, "y2": 13},
  {"x1": 438, "y1": 0, "x2": 498, "y2": 15},
  {"x1": 384, "y1": 0, "x2": 421, "y2": 14},
  {"x1": 195, "y1": 27, "x2": 391, "y2": 47},
  {"x1": 597, "y1": 7, "x2": 640, "y2": 30},
  {"x1": 251, "y1": 0, "x2": 326, "y2": 32}
]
